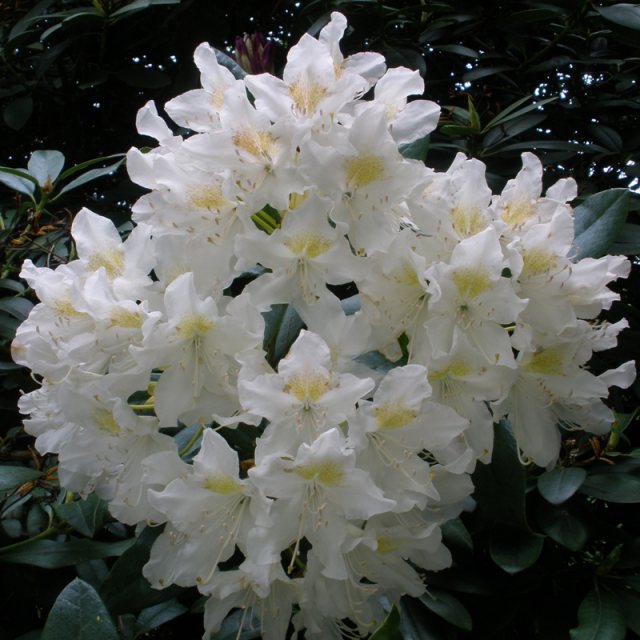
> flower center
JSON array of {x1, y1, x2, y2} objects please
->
[
  {"x1": 284, "y1": 372, "x2": 330, "y2": 404},
  {"x1": 295, "y1": 461, "x2": 344, "y2": 486},
  {"x1": 204, "y1": 473, "x2": 243, "y2": 495},
  {"x1": 452, "y1": 268, "x2": 492, "y2": 299},
  {"x1": 284, "y1": 233, "x2": 332, "y2": 258},
  {"x1": 88, "y1": 248, "x2": 124, "y2": 279},
  {"x1": 374, "y1": 402, "x2": 418, "y2": 430},
  {"x1": 176, "y1": 314, "x2": 214, "y2": 340},
  {"x1": 525, "y1": 348, "x2": 564, "y2": 376},
  {"x1": 346, "y1": 153, "x2": 385, "y2": 188},
  {"x1": 188, "y1": 184, "x2": 229, "y2": 210}
]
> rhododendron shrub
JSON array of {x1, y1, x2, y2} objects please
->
[{"x1": 12, "y1": 12, "x2": 634, "y2": 639}]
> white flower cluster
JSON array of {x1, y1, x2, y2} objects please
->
[{"x1": 12, "y1": 12, "x2": 635, "y2": 639}]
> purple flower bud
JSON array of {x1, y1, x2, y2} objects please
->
[{"x1": 234, "y1": 32, "x2": 275, "y2": 74}]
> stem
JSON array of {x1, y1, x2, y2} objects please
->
[
  {"x1": 0, "y1": 524, "x2": 60, "y2": 554},
  {"x1": 179, "y1": 424, "x2": 205, "y2": 457}
]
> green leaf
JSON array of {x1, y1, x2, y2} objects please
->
[
  {"x1": 570, "y1": 589, "x2": 626, "y2": 640},
  {"x1": 56, "y1": 153, "x2": 126, "y2": 183},
  {"x1": 134, "y1": 599, "x2": 188, "y2": 638},
  {"x1": 56, "y1": 158, "x2": 124, "y2": 196},
  {"x1": 537, "y1": 467, "x2": 587, "y2": 504},
  {"x1": 534, "y1": 502, "x2": 589, "y2": 551},
  {"x1": 614, "y1": 589, "x2": 640, "y2": 635},
  {"x1": 419, "y1": 589, "x2": 472, "y2": 631},
  {"x1": 55, "y1": 493, "x2": 108, "y2": 537},
  {"x1": 441, "y1": 517, "x2": 473, "y2": 553},
  {"x1": 0, "y1": 537, "x2": 134, "y2": 568},
  {"x1": 214, "y1": 48, "x2": 247, "y2": 80},
  {"x1": 0, "y1": 297, "x2": 34, "y2": 320},
  {"x1": 472, "y1": 420, "x2": 527, "y2": 526},
  {"x1": 110, "y1": 0, "x2": 180, "y2": 18},
  {"x1": 579, "y1": 473, "x2": 640, "y2": 503},
  {"x1": 610, "y1": 223, "x2": 640, "y2": 255},
  {"x1": 400, "y1": 136, "x2": 430, "y2": 161},
  {"x1": 432, "y1": 44, "x2": 479, "y2": 58},
  {"x1": 41, "y1": 578, "x2": 118, "y2": 640},
  {"x1": 262, "y1": 304, "x2": 304, "y2": 367},
  {"x1": 370, "y1": 606, "x2": 402, "y2": 640},
  {"x1": 3, "y1": 96, "x2": 33, "y2": 131},
  {"x1": 462, "y1": 65, "x2": 515, "y2": 82},
  {"x1": 27, "y1": 150, "x2": 65, "y2": 187},
  {"x1": 100, "y1": 527, "x2": 182, "y2": 614},
  {"x1": 489, "y1": 526, "x2": 544, "y2": 574},
  {"x1": 0, "y1": 166, "x2": 37, "y2": 198},
  {"x1": 572, "y1": 189, "x2": 630, "y2": 259},
  {"x1": 597, "y1": 4, "x2": 640, "y2": 32},
  {"x1": 0, "y1": 278, "x2": 26, "y2": 294},
  {"x1": 0, "y1": 465, "x2": 42, "y2": 492}
]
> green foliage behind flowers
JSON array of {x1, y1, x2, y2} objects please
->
[{"x1": 0, "y1": 3, "x2": 639, "y2": 640}]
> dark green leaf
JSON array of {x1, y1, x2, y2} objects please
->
[
  {"x1": 4, "y1": 96, "x2": 33, "y2": 131},
  {"x1": 614, "y1": 589, "x2": 640, "y2": 635},
  {"x1": 441, "y1": 517, "x2": 473, "y2": 553},
  {"x1": 462, "y1": 65, "x2": 515, "y2": 82},
  {"x1": 0, "y1": 297, "x2": 34, "y2": 320},
  {"x1": 597, "y1": 4, "x2": 640, "y2": 31},
  {"x1": 0, "y1": 279, "x2": 26, "y2": 294},
  {"x1": 56, "y1": 153, "x2": 126, "y2": 183},
  {"x1": 210, "y1": 609, "x2": 261, "y2": 639},
  {"x1": 398, "y1": 597, "x2": 455, "y2": 640},
  {"x1": 134, "y1": 600, "x2": 188, "y2": 638},
  {"x1": 400, "y1": 136, "x2": 430, "y2": 161},
  {"x1": 110, "y1": 0, "x2": 180, "y2": 18},
  {"x1": 610, "y1": 223, "x2": 640, "y2": 255},
  {"x1": 214, "y1": 48, "x2": 248, "y2": 80},
  {"x1": 588, "y1": 124, "x2": 624, "y2": 152},
  {"x1": 570, "y1": 589, "x2": 626, "y2": 640},
  {"x1": 537, "y1": 467, "x2": 587, "y2": 504},
  {"x1": 432, "y1": 44, "x2": 478, "y2": 58},
  {"x1": 370, "y1": 606, "x2": 402, "y2": 640},
  {"x1": 419, "y1": 589, "x2": 472, "y2": 631},
  {"x1": 572, "y1": 189, "x2": 630, "y2": 259},
  {"x1": 472, "y1": 420, "x2": 527, "y2": 526},
  {"x1": 56, "y1": 158, "x2": 124, "y2": 196},
  {"x1": 41, "y1": 578, "x2": 118, "y2": 640},
  {"x1": 489, "y1": 526, "x2": 544, "y2": 574},
  {"x1": 535, "y1": 502, "x2": 589, "y2": 551},
  {"x1": 27, "y1": 150, "x2": 65, "y2": 186},
  {"x1": 579, "y1": 473, "x2": 640, "y2": 503},
  {"x1": 55, "y1": 493, "x2": 108, "y2": 537},
  {"x1": 0, "y1": 465, "x2": 42, "y2": 492},
  {"x1": 0, "y1": 166, "x2": 37, "y2": 198},
  {"x1": 100, "y1": 526, "x2": 183, "y2": 614},
  {"x1": 262, "y1": 304, "x2": 304, "y2": 367},
  {"x1": 0, "y1": 537, "x2": 134, "y2": 568}
]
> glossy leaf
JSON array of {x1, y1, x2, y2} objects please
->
[
  {"x1": 572, "y1": 189, "x2": 630, "y2": 259},
  {"x1": 110, "y1": 0, "x2": 180, "y2": 18},
  {"x1": 441, "y1": 517, "x2": 473, "y2": 553},
  {"x1": 0, "y1": 166, "x2": 37, "y2": 198},
  {"x1": 419, "y1": 589, "x2": 472, "y2": 631},
  {"x1": 56, "y1": 158, "x2": 125, "y2": 196},
  {"x1": 537, "y1": 467, "x2": 587, "y2": 504},
  {"x1": 262, "y1": 303, "x2": 304, "y2": 367},
  {"x1": 489, "y1": 526, "x2": 544, "y2": 574},
  {"x1": 214, "y1": 48, "x2": 248, "y2": 80},
  {"x1": 100, "y1": 526, "x2": 182, "y2": 614},
  {"x1": 579, "y1": 473, "x2": 640, "y2": 503},
  {"x1": 55, "y1": 493, "x2": 108, "y2": 537},
  {"x1": 0, "y1": 537, "x2": 134, "y2": 568},
  {"x1": 597, "y1": 4, "x2": 640, "y2": 32},
  {"x1": 370, "y1": 606, "x2": 402, "y2": 640},
  {"x1": 535, "y1": 502, "x2": 589, "y2": 551},
  {"x1": 610, "y1": 223, "x2": 640, "y2": 255},
  {"x1": 570, "y1": 589, "x2": 626, "y2": 640},
  {"x1": 0, "y1": 465, "x2": 42, "y2": 492},
  {"x1": 472, "y1": 420, "x2": 527, "y2": 526},
  {"x1": 0, "y1": 297, "x2": 34, "y2": 320},
  {"x1": 41, "y1": 578, "x2": 118, "y2": 640},
  {"x1": 134, "y1": 600, "x2": 188, "y2": 639}
]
